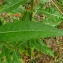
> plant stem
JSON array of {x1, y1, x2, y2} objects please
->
[{"x1": 30, "y1": 0, "x2": 34, "y2": 21}]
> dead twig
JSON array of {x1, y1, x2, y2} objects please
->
[{"x1": 51, "y1": 0, "x2": 63, "y2": 15}]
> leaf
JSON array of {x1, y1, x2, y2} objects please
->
[
  {"x1": 34, "y1": 39, "x2": 54, "y2": 57},
  {"x1": 34, "y1": 1, "x2": 63, "y2": 26},
  {"x1": 54, "y1": 0, "x2": 63, "y2": 10},
  {"x1": 40, "y1": 0, "x2": 50, "y2": 3},
  {"x1": 22, "y1": 11, "x2": 31, "y2": 21},
  {"x1": 12, "y1": 5, "x2": 25, "y2": 13},
  {"x1": 0, "y1": 21, "x2": 63, "y2": 42},
  {"x1": 12, "y1": 50, "x2": 21, "y2": 63},
  {"x1": 18, "y1": 39, "x2": 54, "y2": 57},
  {"x1": 26, "y1": 41, "x2": 32, "y2": 58},
  {"x1": 2, "y1": 46, "x2": 11, "y2": 63},
  {"x1": 18, "y1": 41, "x2": 27, "y2": 53},
  {"x1": 0, "y1": 0, "x2": 26, "y2": 12},
  {"x1": 40, "y1": 8, "x2": 63, "y2": 26}
]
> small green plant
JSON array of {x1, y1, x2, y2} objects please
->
[{"x1": 0, "y1": 0, "x2": 63, "y2": 63}]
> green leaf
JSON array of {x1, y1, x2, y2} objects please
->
[
  {"x1": 0, "y1": 21, "x2": 63, "y2": 42},
  {"x1": 34, "y1": 1, "x2": 63, "y2": 26},
  {"x1": 2, "y1": 46, "x2": 11, "y2": 63},
  {"x1": 12, "y1": 50, "x2": 21, "y2": 63},
  {"x1": 18, "y1": 39, "x2": 54, "y2": 57},
  {"x1": 22, "y1": 11, "x2": 31, "y2": 21},
  {"x1": 26, "y1": 41, "x2": 32, "y2": 58},
  {"x1": 39, "y1": 8, "x2": 63, "y2": 26},
  {"x1": 40, "y1": 0, "x2": 50, "y2": 3},
  {"x1": 34, "y1": 39, "x2": 54, "y2": 57},
  {"x1": 0, "y1": 0, "x2": 26, "y2": 12}
]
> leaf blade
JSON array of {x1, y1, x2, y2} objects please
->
[
  {"x1": 0, "y1": 21, "x2": 63, "y2": 42},
  {"x1": 34, "y1": 39, "x2": 54, "y2": 57},
  {"x1": 0, "y1": 0, "x2": 26, "y2": 12}
]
